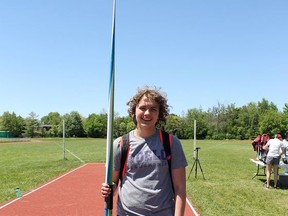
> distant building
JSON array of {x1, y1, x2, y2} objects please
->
[
  {"x1": 40, "y1": 125, "x2": 53, "y2": 131},
  {"x1": 0, "y1": 131, "x2": 11, "y2": 138}
]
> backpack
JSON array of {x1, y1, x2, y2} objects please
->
[{"x1": 119, "y1": 130, "x2": 173, "y2": 190}]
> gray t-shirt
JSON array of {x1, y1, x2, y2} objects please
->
[{"x1": 113, "y1": 129, "x2": 188, "y2": 216}]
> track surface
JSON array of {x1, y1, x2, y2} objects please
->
[{"x1": 0, "y1": 163, "x2": 198, "y2": 216}]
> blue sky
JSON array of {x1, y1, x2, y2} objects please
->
[{"x1": 1, "y1": 0, "x2": 287, "y2": 119}]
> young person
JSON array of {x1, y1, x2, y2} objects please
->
[
  {"x1": 282, "y1": 132, "x2": 288, "y2": 173},
  {"x1": 101, "y1": 86, "x2": 188, "y2": 216},
  {"x1": 263, "y1": 133, "x2": 285, "y2": 189}
]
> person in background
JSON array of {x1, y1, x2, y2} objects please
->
[
  {"x1": 282, "y1": 132, "x2": 288, "y2": 173},
  {"x1": 101, "y1": 86, "x2": 188, "y2": 216},
  {"x1": 263, "y1": 133, "x2": 285, "y2": 189}
]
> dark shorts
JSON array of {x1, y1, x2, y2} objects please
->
[{"x1": 266, "y1": 156, "x2": 280, "y2": 165}]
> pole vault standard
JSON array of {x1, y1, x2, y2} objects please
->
[
  {"x1": 61, "y1": 119, "x2": 85, "y2": 163},
  {"x1": 104, "y1": 0, "x2": 116, "y2": 215},
  {"x1": 63, "y1": 119, "x2": 66, "y2": 160},
  {"x1": 194, "y1": 120, "x2": 196, "y2": 158}
]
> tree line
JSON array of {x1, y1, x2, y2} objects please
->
[{"x1": 1, "y1": 98, "x2": 288, "y2": 140}]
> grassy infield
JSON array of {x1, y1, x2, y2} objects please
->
[{"x1": 1, "y1": 138, "x2": 288, "y2": 215}]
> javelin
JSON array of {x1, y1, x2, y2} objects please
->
[{"x1": 104, "y1": 0, "x2": 116, "y2": 215}]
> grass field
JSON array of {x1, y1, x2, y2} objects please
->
[{"x1": 1, "y1": 138, "x2": 287, "y2": 215}]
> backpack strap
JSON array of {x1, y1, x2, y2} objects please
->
[
  {"x1": 119, "y1": 133, "x2": 130, "y2": 181},
  {"x1": 159, "y1": 130, "x2": 172, "y2": 161},
  {"x1": 159, "y1": 130, "x2": 174, "y2": 192}
]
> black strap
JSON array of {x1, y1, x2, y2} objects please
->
[
  {"x1": 119, "y1": 133, "x2": 129, "y2": 181},
  {"x1": 162, "y1": 130, "x2": 171, "y2": 160},
  {"x1": 161, "y1": 130, "x2": 174, "y2": 192}
]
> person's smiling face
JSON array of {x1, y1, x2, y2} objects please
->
[{"x1": 135, "y1": 95, "x2": 159, "y2": 130}]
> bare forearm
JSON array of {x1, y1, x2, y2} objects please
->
[
  {"x1": 172, "y1": 167, "x2": 187, "y2": 216},
  {"x1": 174, "y1": 191, "x2": 186, "y2": 216}
]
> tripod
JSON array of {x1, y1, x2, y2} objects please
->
[{"x1": 188, "y1": 147, "x2": 205, "y2": 179}]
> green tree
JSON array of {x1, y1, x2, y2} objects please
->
[
  {"x1": 126, "y1": 121, "x2": 135, "y2": 133},
  {"x1": 114, "y1": 116, "x2": 133, "y2": 137},
  {"x1": 258, "y1": 98, "x2": 278, "y2": 114},
  {"x1": 259, "y1": 110, "x2": 287, "y2": 137},
  {"x1": 178, "y1": 108, "x2": 208, "y2": 139},
  {"x1": 236, "y1": 102, "x2": 260, "y2": 140},
  {"x1": 0, "y1": 112, "x2": 25, "y2": 137},
  {"x1": 24, "y1": 112, "x2": 40, "y2": 138},
  {"x1": 63, "y1": 111, "x2": 85, "y2": 137},
  {"x1": 283, "y1": 103, "x2": 288, "y2": 115},
  {"x1": 41, "y1": 112, "x2": 62, "y2": 137},
  {"x1": 206, "y1": 103, "x2": 228, "y2": 140},
  {"x1": 165, "y1": 114, "x2": 185, "y2": 138},
  {"x1": 84, "y1": 113, "x2": 107, "y2": 138}
]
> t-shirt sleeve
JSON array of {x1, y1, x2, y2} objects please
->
[
  {"x1": 171, "y1": 135, "x2": 188, "y2": 169},
  {"x1": 113, "y1": 137, "x2": 122, "y2": 171}
]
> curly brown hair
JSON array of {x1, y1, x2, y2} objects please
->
[{"x1": 127, "y1": 86, "x2": 170, "y2": 128}]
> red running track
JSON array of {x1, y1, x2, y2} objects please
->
[{"x1": 0, "y1": 163, "x2": 198, "y2": 216}]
